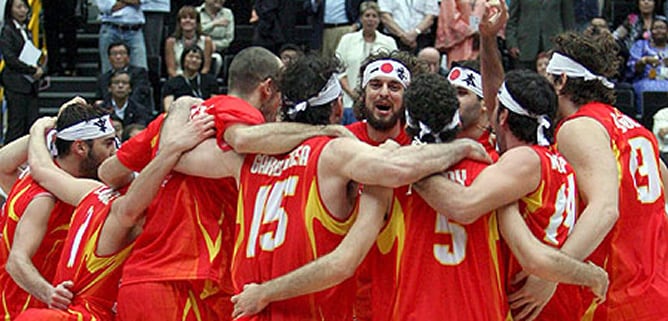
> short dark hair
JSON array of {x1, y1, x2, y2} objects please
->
[
  {"x1": 404, "y1": 73, "x2": 460, "y2": 143},
  {"x1": 278, "y1": 43, "x2": 303, "y2": 56},
  {"x1": 228, "y1": 46, "x2": 282, "y2": 97},
  {"x1": 107, "y1": 42, "x2": 131, "y2": 56},
  {"x1": 109, "y1": 70, "x2": 132, "y2": 88},
  {"x1": 354, "y1": 50, "x2": 426, "y2": 120},
  {"x1": 499, "y1": 70, "x2": 557, "y2": 144},
  {"x1": 55, "y1": 102, "x2": 108, "y2": 157},
  {"x1": 551, "y1": 31, "x2": 620, "y2": 106},
  {"x1": 279, "y1": 54, "x2": 344, "y2": 125},
  {"x1": 180, "y1": 45, "x2": 204, "y2": 72}
]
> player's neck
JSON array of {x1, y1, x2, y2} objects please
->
[
  {"x1": 558, "y1": 95, "x2": 579, "y2": 119},
  {"x1": 366, "y1": 122, "x2": 401, "y2": 144},
  {"x1": 458, "y1": 117, "x2": 489, "y2": 141},
  {"x1": 54, "y1": 156, "x2": 83, "y2": 178}
]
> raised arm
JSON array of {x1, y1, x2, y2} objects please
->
[
  {"x1": 329, "y1": 137, "x2": 492, "y2": 188},
  {"x1": 0, "y1": 135, "x2": 29, "y2": 194},
  {"x1": 230, "y1": 185, "x2": 392, "y2": 318},
  {"x1": 28, "y1": 117, "x2": 102, "y2": 206},
  {"x1": 6, "y1": 196, "x2": 73, "y2": 310},
  {"x1": 414, "y1": 146, "x2": 539, "y2": 224},
  {"x1": 479, "y1": 0, "x2": 508, "y2": 117}
]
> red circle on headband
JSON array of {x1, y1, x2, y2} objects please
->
[
  {"x1": 449, "y1": 69, "x2": 460, "y2": 80},
  {"x1": 381, "y1": 63, "x2": 394, "y2": 73}
]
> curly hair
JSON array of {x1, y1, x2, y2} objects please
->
[
  {"x1": 404, "y1": 74, "x2": 460, "y2": 144},
  {"x1": 499, "y1": 70, "x2": 558, "y2": 144},
  {"x1": 353, "y1": 50, "x2": 427, "y2": 120},
  {"x1": 551, "y1": 31, "x2": 621, "y2": 106},
  {"x1": 55, "y1": 101, "x2": 108, "y2": 156},
  {"x1": 279, "y1": 54, "x2": 345, "y2": 125}
]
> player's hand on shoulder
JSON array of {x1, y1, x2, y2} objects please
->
[
  {"x1": 163, "y1": 112, "x2": 215, "y2": 153},
  {"x1": 231, "y1": 283, "x2": 269, "y2": 319},
  {"x1": 47, "y1": 280, "x2": 74, "y2": 310},
  {"x1": 456, "y1": 138, "x2": 492, "y2": 164},
  {"x1": 324, "y1": 124, "x2": 358, "y2": 140}
]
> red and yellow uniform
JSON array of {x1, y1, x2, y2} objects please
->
[
  {"x1": 0, "y1": 172, "x2": 74, "y2": 320},
  {"x1": 116, "y1": 96, "x2": 264, "y2": 321},
  {"x1": 232, "y1": 136, "x2": 357, "y2": 321},
  {"x1": 557, "y1": 102, "x2": 668, "y2": 321},
  {"x1": 385, "y1": 159, "x2": 508, "y2": 320},
  {"x1": 15, "y1": 186, "x2": 132, "y2": 321},
  {"x1": 504, "y1": 145, "x2": 583, "y2": 320}
]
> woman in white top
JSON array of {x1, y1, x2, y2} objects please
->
[
  {"x1": 336, "y1": 1, "x2": 397, "y2": 124},
  {"x1": 165, "y1": 5, "x2": 213, "y2": 78}
]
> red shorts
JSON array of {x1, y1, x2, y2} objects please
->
[{"x1": 117, "y1": 280, "x2": 232, "y2": 321}]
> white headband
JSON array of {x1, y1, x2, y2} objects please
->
[
  {"x1": 546, "y1": 52, "x2": 614, "y2": 89},
  {"x1": 405, "y1": 109, "x2": 460, "y2": 144},
  {"x1": 46, "y1": 115, "x2": 116, "y2": 156},
  {"x1": 448, "y1": 66, "x2": 483, "y2": 98},
  {"x1": 498, "y1": 82, "x2": 551, "y2": 146},
  {"x1": 286, "y1": 74, "x2": 342, "y2": 118},
  {"x1": 362, "y1": 59, "x2": 411, "y2": 89}
]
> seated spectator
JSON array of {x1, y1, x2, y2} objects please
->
[
  {"x1": 278, "y1": 43, "x2": 304, "y2": 66},
  {"x1": 165, "y1": 5, "x2": 214, "y2": 78},
  {"x1": 198, "y1": 0, "x2": 233, "y2": 76},
  {"x1": 418, "y1": 46, "x2": 447, "y2": 76},
  {"x1": 102, "y1": 70, "x2": 152, "y2": 127},
  {"x1": 613, "y1": 0, "x2": 665, "y2": 53},
  {"x1": 535, "y1": 51, "x2": 552, "y2": 79},
  {"x1": 111, "y1": 117, "x2": 124, "y2": 140},
  {"x1": 162, "y1": 45, "x2": 218, "y2": 109},
  {"x1": 121, "y1": 123, "x2": 146, "y2": 142},
  {"x1": 628, "y1": 17, "x2": 668, "y2": 110},
  {"x1": 96, "y1": 42, "x2": 153, "y2": 110}
]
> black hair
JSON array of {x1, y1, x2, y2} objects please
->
[
  {"x1": 55, "y1": 102, "x2": 108, "y2": 157},
  {"x1": 4, "y1": 0, "x2": 29, "y2": 23},
  {"x1": 404, "y1": 73, "x2": 460, "y2": 143},
  {"x1": 107, "y1": 41, "x2": 131, "y2": 56},
  {"x1": 180, "y1": 45, "x2": 204, "y2": 73}
]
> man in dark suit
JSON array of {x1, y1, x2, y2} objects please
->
[
  {"x1": 102, "y1": 70, "x2": 152, "y2": 127},
  {"x1": 506, "y1": 0, "x2": 575, "y2": 70},
  {"x1": 96, "y1": 42, "x2": 153, "y2": 111},
  {"x1": 304, "y1": 0, "x2": 362, "y2": 56}
]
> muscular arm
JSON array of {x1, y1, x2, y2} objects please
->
[
  {"x1": 98, "y1": 156, "x2": 135, "y2": 189},
  {"x1": 231, "y1": 185, "x2": 392, "y2": 318},
  {"x1": 498, "y1": 202, "x2": 608, "y2": 294},
  {"x1": 556, "y1": 118, "x2": 619, "y2": 260},
  {"x1": 479, "y1": 0, "x2": 507, "y2": 117},
  {"x1": 5, "y1": 196, "x2": 72, "y2": 309},
  {"x1": 0, "y1": 135, "x2": 29, "y2": 194},
  {"x1": 414, "y1": 146, "x2": 539, "y2": 224}
]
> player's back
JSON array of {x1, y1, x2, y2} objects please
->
[
  {"x1": 387, "y1": 159, "x2": 508, "y2": 320},
  {"x1": 0, "y1": 172, "x2": 75, "y2": 318},
  {"x1": 558, "y1": 102, "x2": 668, "y2": 320},
  {"x1": 233, "y1": 136, "x2": 357, "y2": 321}
]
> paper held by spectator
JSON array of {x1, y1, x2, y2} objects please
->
[{"x1": 19, "y1": 40, "x2": 41, "y2": 66}]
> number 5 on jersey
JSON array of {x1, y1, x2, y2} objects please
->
[{"x1": 246, "y1": 176, "x2": 299, "y2": 258}]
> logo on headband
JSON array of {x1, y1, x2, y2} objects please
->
[
  {"x1": 381, "y1": 63, "x2": 393, "y2": 73},
  {"x1": 464, "y1": 73, "x2": 476, "y2": 87},
  {"x1": 449, "y1": 68, "x2": 461, "y2": 80},
  {"x1": 94, "y1": 118, "x2": 110, "y2": 133}
]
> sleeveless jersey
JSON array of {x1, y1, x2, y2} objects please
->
[
  {"x1": 232, "y1": 136, "x2": 357, "y2": 321},
  {"x1": 0, "y1": 172, "x2": 75, "y2": 319},
  {"x1": 390, "y1": 159, "x2": 508, "y2": 320},
  {"x1": 53, "y1": 186, "x2": 133, "y2": 321},
  {"x1": 556, "y1": 102, "x2": 668, "y2": 321},
  {"x1": 504, "y1": 145, "x2": 584, "y2": 321},
  {"x1": 118, "y1": 96, "x2": 262, "y2": 296}
]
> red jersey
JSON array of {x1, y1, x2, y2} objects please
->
[
  {"x1": 477, "y1": 129, "x2": 499, "y2": 161},
  {"x1": 0, "y1": 172, "x2": 75, "y2": 319},
  {"x1": 556, "y1": 102, "x2": 668, "y2": 320},
  {"x1": 232, "y1": 136, "x2": 357, "y2": 321},
  {"x1": 504, "y1": 145, "x2": 584, "y2": 321},
  {"x1": 386, "y1": 159, "x2": 508, "y2": 320},
  {"x1": 52, "y1": 186, "x2": 133, "y2": 321},
  {"x1": 118, "y1": 96, "x2": 263, "y2": 297},
  {"x1": 346, "y1": 121, "x2": 410, "y2": 146}
]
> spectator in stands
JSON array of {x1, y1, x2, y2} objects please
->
[
  {"x1": 628, "y1": 17, "x2": 668, "y2": 110},
  {"x1": 198, "y1": 0, "x2": 234, "y2": 76},
  {"x1": 0, "y1": 0, "x2": 43, "y2": 143},
  {"x1": 574, "y1": 0, "x2": 599, "y2": 31},
  {"x1": 506, "y1": 0, "x2": 574, "y2": 70},
  {"x1": 585, "y1": 16, "x2": 630, "y2": 82},
  {"x1": 96, "y1": 42, "x2": 153, "y2": 110},
  {"x1": 435, "y1": 0, "x2": 485, "y2": 65},
  {"x1": 535, "y1": 51, "x2": 552, "y2": 79},
  {"x1": 165, "y1": 5, "x2": 213, "y2": 78},
  {"x1": 102, "y1": 70, "x2": 152, "y2": 127},
  {"x1": 378, "y1": 0, "x2": 439, "y2": 53},
  {"x1": 336, "y1": 1, "x2": 396, "y2": 125},
  {"x1": 43, "y1": 0, "x2": 77, "y2": 76},
  {"x1": 162, "y1": 45, "x2": 218, "y2": 109},
  {"x1": 305, "y1": 0, "x2": 362, "y2": 58},
  {"x1": 121, "y1": 123, "x2": 145, "y2": 142},
  {"x1": 252, "y1": 0, "x2": 298, "y2": 53},
  {"x1": 141, "y1": 0, "x2": 170, "y2": 62},
  {"x1": 418, "y1": 46, "x2": 447, "y2": 76},
  {"x1": 614, "y1": 0, "x2": 664, "y2": 53},
  {"x1": 96, "y1": 0, "x2": 147, "y2": 73},
  {"x1": 278, "y1": 43, "x2": 304, "y2": 65}
]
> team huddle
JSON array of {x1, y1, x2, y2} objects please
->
[{"x1": 0, "y1": 3, "x2": 667, "y2": 321}]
